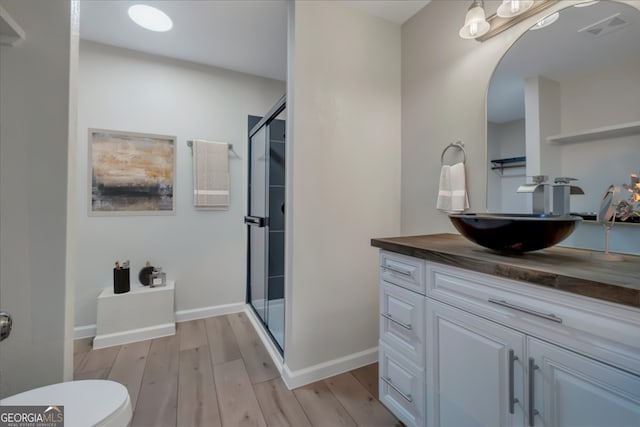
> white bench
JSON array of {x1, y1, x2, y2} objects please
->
[{"x1": 93, "y1": 281, "x2": 175, "y2": 349}]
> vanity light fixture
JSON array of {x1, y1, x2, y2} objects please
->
[
  {"x1": 460, "y1": 0, "x2": 556, "y2": 41},
  {"x1": 128, "y1": 4, "x2": 173, "y2": 32},
  {"x1": 497, "y1": 0, "x2": 534, "y2": 18},
  {"x1": 530, "y1": 12, "x2": 559, "y2": 31},
  {"x1": 459, "y1": 0, "x2": 490, "y2": 39}
]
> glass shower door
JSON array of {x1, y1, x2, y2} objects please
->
[
  {"x1": 246, "y1": 126, "x2": 268, "y2": 324},
  {"x1": 246, "y1": 95, "x2": 286, "y2": 354}
]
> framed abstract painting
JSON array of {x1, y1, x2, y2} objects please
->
[{"x1": 88, "y1": 129, "x2": 176, "y2": 215}]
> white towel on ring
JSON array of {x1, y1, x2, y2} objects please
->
[{"x1": 436, "y1": 162, "x2": 469, "y2": 213}]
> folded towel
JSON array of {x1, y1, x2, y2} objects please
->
[
  {"x1": 436, "y1": 162, "x2": 469, "y2": 213},
  {"x1": 193, "y1": 139, "x2": 229, "y2": 209}
]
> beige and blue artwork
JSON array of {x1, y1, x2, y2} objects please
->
[{"x1": 90, "y1": 129, "x2": 176, "y2": 214}]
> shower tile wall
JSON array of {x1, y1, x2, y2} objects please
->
[{"x1": 268, "y1": 118, "x2": 285, "y2": 301}]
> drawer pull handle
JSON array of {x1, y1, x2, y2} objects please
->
[
  {"x1": 508, "y1": 349, "x2": 519, "y2": 414},
  {"x1": 381, "y1": 265, "x2": 413, "y2": 277},
  {"x1": 381, "y1": 313, "x2": 412, "y2": 330},
  {"x1": 381, "y1": 376, "x2": 413, "y2": 403},
  {"x1": 528, "y1": 358, "x2": 539, "y2": 427},
  {"x1": 488, "y1": 299, "x2": 562, "y2": 324}
]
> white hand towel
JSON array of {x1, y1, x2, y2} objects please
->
[
  {"x1": 436, "y1": 162, "x2": 469, "y2": 212},
  {"x1": 193, "y1": 139, "x2": 230, "y2": 209}
]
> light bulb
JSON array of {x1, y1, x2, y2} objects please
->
[
  {"x1": 459, "y1": 1, "x2": 490, "y2": 39},
  {"x1": 497, "y1": 0, "x2": 534, "y2": 18}
]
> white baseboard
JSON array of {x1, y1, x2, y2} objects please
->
[
  {"x1": 74, "y1": 302, "x2": 245, "y2": 340},
  {"x1": 175, "y1": 302, "x2": 245, "y2": 323},
  {"x1": 282, "y1": 346, "x2": 378, "y2": 390},
  {"x1": 243, "y1": 305, "x2": 284, "y2": 372},
  {"x1": 74, "y1": 324, "x2": 96, "y2": 339},
  {"x1": 93, "y1": 323, "x2": 176, "y2": 350}
]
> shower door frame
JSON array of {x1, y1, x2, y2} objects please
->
[{"x1": 246, "y1": 94, "x2": 286, "y2": 355}]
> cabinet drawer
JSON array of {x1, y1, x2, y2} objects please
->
[
  {"x1": 426, "y1": 263, "x2": 640, "y2": 375},
  {"x1": 380, "y1": 251, "x2": 425, "y2": 295},
  {"x1": 379, "y1": 341, "x2": 425, "y2": 427},
  {"x1": 380, "y1": 281, "x2": 425, "y2": 366}
]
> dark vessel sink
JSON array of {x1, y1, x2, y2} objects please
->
[{"x1": 449, "y1": 213, "x2": 582, "y2": 253}]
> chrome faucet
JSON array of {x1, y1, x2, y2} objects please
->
[
  {"x1": 517, "y1": 175, "x2": 551, "y2": 214},
  {"x1": 552, "y1": 177, "x2": 584, "y2": 215}
]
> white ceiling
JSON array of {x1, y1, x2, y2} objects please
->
[{"x1": 79, "y1": 0, "x2": 430, "y2": 82}]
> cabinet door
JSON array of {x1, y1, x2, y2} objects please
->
[
  {"x1": 528, "y1": 337, "x2": 640, "y2": 427},
  {"x1": 427, "y1": 299, "x2": 526, "y2": 427}
]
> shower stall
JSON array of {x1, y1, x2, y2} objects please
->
[{"x1": 245, "y1": 95, "x2": 286, "y2": 354}]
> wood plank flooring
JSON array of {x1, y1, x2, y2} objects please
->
[{"x1": 74, "y1": 313, "x2": 401, "y2": 427}]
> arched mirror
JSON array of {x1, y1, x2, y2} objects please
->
[{"x1": 486, "y1": 0, "x2": 640, "y2": 223}]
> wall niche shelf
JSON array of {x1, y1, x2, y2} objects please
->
[
  {"x1": 490, "y1": 156, "x2": 526, "y2": 175},
  {"x1": 0, "y1": 5, "x2": 25, "y2": 47},
  {"x1": 547, "y1": 121, "x2": 640, "y2": 144}
]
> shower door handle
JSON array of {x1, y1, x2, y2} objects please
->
[{"x1": 244, "y1": 216, "x2": 266, "y2": 227}]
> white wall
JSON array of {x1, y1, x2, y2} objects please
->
[
  {"x1": 487, "y1": 119, "x2": 526, "y2": 212},
  {"x1": 75, "y1": 41, "x2": 285, "y2": 329},
  {"x1": 402, "y1": 0, "x2": 506, "y2": 235},
  {"x1": 0, "y1": 0, "x2": 75, "y2": 396},
  {"x1": 402, "y1": 0, "x2": 640, "y2": 255},
  {"x1": 285, "y1": 1, "x2": 401, "y2": 380},
  {"x1": 556, "y1": 59, "x2": 640, "y2": 253}
]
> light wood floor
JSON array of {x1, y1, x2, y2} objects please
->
[{"x1": 75, "y1": 312, "x2": 402, "y2": 427}]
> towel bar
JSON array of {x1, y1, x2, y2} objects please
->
[
  {"x1": 441, "y1": 141, "x2": 466, "y2": 165},
  {"x1": 187, "y1": 140, "x2": 233, "y2": 150},
  {"x1": 187, "y1": 140, "x2": 239, "y2": 157}
]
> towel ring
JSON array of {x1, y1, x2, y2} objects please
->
[{"x1": 441, "y1": 141, "x2": 466, "y2": 166}]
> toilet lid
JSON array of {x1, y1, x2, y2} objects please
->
[{"x1": 1, "y1": 380, "x2": 132, "y2": 427}]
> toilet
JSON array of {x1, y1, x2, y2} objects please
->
[{"x1": 1, "y1": 380, "x2": 132, "y2": 427}]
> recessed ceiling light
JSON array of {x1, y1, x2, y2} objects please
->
[
  {"x1": 530, "y1": 12, "x2": 559, "y2": 31},
  {"x1": 128, "y1": 4, "x2": 173, "y2": 32}
]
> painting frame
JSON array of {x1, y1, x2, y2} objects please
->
[{"x1": 88, "y1": 128, "x2": 177, "y2": 216}]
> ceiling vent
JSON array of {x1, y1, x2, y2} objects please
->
[{"x1": 578, "y1": 13, "x2": 629, "y2": 37}]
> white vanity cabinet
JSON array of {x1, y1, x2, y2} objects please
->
[
  {"x1": 377, "y1": 249, "x2": 640, "y2": 427},
  {"x1": 378, "y1": 251, "x2": 426, "y2": 427}
]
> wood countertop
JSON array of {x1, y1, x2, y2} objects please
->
[{"x1": 371, "y1": 233, "x2": 640, "y2": 309}]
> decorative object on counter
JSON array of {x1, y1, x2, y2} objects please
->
[
  {"x1": 591, "y1": 174, "x2": 640, "y2": 261},
  {"x1": 89, "y1": 129, "x2": 176, "y2": 215},
  {"x1": 449, "y1": 213, "x2": 582, "y2": 253},
  {"x1": 113, "y1": 260, "x2": 130, "y2": 294},
  {"x1": 593, "y1": 184, "x2": 624, "y2": 262},
  {"x1": 149, "y1": 267, "x2": 166, "y2": 287},
  {"x1": 617, "y1": 172, "x2": 640, "y2": 221},
  {"x1": 437, "y1": 141, "x2": 469, "y2": 213},
  {"x1": 138, "y1": 261, "x2": 154, "y2": 286}
]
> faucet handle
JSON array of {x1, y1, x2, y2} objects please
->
[
  {"x1": 554, "y1": 176, "x2": 578, "y2": 184},
  {"x1": 531, "y1": 175, "x2": 548, "y2": 184}
]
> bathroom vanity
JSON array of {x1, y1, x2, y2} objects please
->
[{"x1": 371, "y1": 234, "x2": 640, "y2": 427}]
